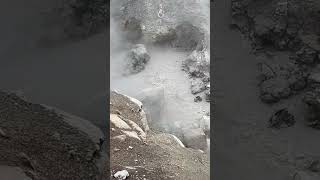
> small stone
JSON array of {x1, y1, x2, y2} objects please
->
[
  {"x1": 114, "y1": 170, "x2": 129, "y2": 180},
  {"x1": 0, "y1": 128, "x2": 8, "y2": 139},
  {"x1": 128, "y1": 146, "x2": 133, "y2": 149},
  {"x1": 194, "y1": 96, "x2": 202, "y2": 102}
]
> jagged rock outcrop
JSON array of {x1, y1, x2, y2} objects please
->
[
  {"x1": 123, "y1": 44, "x2": 151, "y2": 75},
  {"x1": 110, "y1": 91, "x2": 209, "y2": 180},
  {"x1": 182, "y1": 49, "x2": 210, "y2": 99},
  {"x1": 258, "y1": 62, "x2": 308, "y2": 103},
  {"x1": 113, "y1": 0, "x2": 209, "y2": 51},
  {"x1": 232, "y1": 0, "x2": 320, "y2": 54}
]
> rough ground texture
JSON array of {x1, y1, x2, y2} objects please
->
[
  {"x1": 110, "y1": 91, "x2": 209, "y2": 180},
  {"x1": 231, "y1": 0, "x2": 320, "y2": 104},
  {"x1": 0, "y1": 91, "x2": 105, "y2": 180},
  {"x1": 209, "y1": 0, "x2": 320, "y2": 179}
]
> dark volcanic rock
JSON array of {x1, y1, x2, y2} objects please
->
[
  {"x1": 258, "y1": 62, "x2": 308, "y2": 103},
  {"x1": 269, "y1": 108, "x2": 295, "y2": 129}
]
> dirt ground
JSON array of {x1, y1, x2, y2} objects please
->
[
  {"x1": 110, "y1": 91, "x2": 209, "y2": 180},
  {"x1": 0, "y1": 91, "x2": 106, "y2": 180},
  {"x1": 213, "y1": 0, "x2": 320, "y2": 179}
]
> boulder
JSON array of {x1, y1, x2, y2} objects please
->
[
  {"x1": 295, "y1": 46, "x2": 319, "y2": 65},
  {"x1": 268, "y1": 108, "x2": 295, "y2": 129},
  {"x1": 260, "y1": 77, "x2": 291, "y2": 103},
  {"x1": 182, "y1": 50, "x2": 210, "y2": 78},
  {"x1": 123, "y1": 44, "x2": 150, "y2": 75},
  {"x1": 181, "y1": 128, "x2": 208, "y2": 151},
  {"x1": 171, "y1": 22, "x2": 205, "y2": 51},
  {"x1": 194, "y1": 96, "x2": 202, "y2": 102},
  {"x1": 190, "y1": 78, "x2": 207, "y2": 94}
]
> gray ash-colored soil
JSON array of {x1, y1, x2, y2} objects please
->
[
  {"x1": 0, "y1": 0, "x2": 107, "y2": 131},
  {"x1": 213, "y1": 0, "x2": 320, "y2": 179},
  {"x1": 0, "y1": 91, "x2": 105, "y2": 180},
  {"x1": 110, "y1": 92, "x2": 209, "y2": 180}
]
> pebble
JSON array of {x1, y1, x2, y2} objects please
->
[
  {"x1": 114, "y1": 170, "x2": 129, "y2": 180},
  {"x1": 0, "y1": 128, "x2": 8, "y2": 138}
]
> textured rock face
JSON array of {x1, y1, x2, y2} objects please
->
[
  {"x1": 182, "y1": 50, "x2": 210, "y2": 100},
  {"x1": 268, "y1": 108, "x2": 295, "y2": 129},
  {"x1": 115, "y1": 0, "x2": 209, "y2": 50},
  {"x1": 258, "y1": 62, "x2": 308, "y2": 103},
  {"x1": 232, "y1": 0, "x2": 320, "y2": 53},
  {"x1": 110, "y1": 91, "x2": 209, "y2": 180}
]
